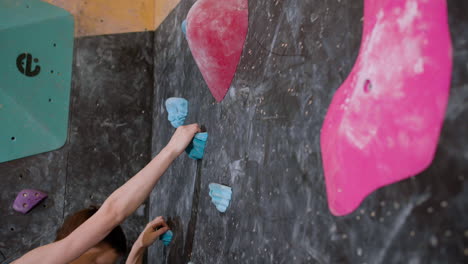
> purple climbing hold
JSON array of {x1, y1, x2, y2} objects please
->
[{"x1": 13, "y1": 189, "x2": 47, "y2": 214}]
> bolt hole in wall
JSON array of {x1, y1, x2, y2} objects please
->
[
  {"x1": 21, "y1": 191, "x2": 39, "y2": 198},
  {"x1": 364, "y1": 79, "x2": 372, "y2": 93},
  {"x1": 11, "y1": 137, "x2": 16, "y2": 141},
  {"x1": 10, "y1": 227, "x2": 14, "y2": 232},
  {"x1": 48, "y1": 98, "x2": 52, "y2": 102}
]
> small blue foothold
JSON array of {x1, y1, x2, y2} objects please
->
[
  {"x1": 181, "y1": 20, "x2": 187, "y2": 36},
  {"x1": 208, "y1": 183, "x2": 232, "y2": 213},
  {"x1": 185, "y1": 132, "x2": 208, "y2": 160},
  {"x1": 165, "y1": 98, "x2": 188, "y2": 128},
  {"x1": 160, "y1": 230, "x2": 173, "y2": 246}
]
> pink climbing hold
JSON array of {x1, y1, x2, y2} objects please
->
[
  {"x1": 186, "y1": 0, "x2": 248, "y2": 102},
  {"x1": 321, "y1": 0, "x2": 452, "y2": 216},
  {"x1": 13, "y1": 189, "x2": 48, "y2": 214}
]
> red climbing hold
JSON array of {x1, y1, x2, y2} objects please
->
[
  {"x1": 186, "y1": 0, "x2": 248, "y2": 102},
  {"x1": 13, "y1": 189, "x2": 48, "y2": 214},
  {"x1": 320, "y1": 0, "x2": 452, "y2": 216}
]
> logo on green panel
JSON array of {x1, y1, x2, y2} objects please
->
[{"x1": 16, "y1": 53, "x2": 41, "y2": 77}]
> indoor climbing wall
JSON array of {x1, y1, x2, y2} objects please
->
[
  {"x1": 0, "y1": 2, "x2": 154, "y2": 262},
  {"x1": 0, "y1": 0, "x2": 467, "y2": 263},
  {"x1": 149, "y1": 0, "x2": 467, "y2": 263},
  {"x1": 0, "y1": 0, "x2": 181, "y2": 262}
]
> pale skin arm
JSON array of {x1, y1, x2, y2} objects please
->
[
  {"x1": 126, "y1": 216, "x2": 169, "y2": 264},
  {"x1": 13, "y1": 124, "x2": 200, "y2": 264}
]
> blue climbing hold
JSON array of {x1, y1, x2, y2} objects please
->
[
  {"x1": 181, "y1": 20, "x2": 187, "y2": 36},
  {"x1": 160, "y1": 230, "x2": 173, "y2": 246},
  {"x1": 165, "y1": 97, "x2": 188, "y2": 128},
  {"x1": 208, "y1": 183, "x2": 232, "y2": 213},
  {"x1": 185, "y1": 132, "x2": 208, "y2": 160}
]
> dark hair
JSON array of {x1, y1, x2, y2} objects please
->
[{"x1": 55, "y1": 206, "x2": 127, "y2": 255}]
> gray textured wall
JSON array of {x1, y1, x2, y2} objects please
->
[{"x1": 149, "y1": 0, "x2": 468, "y2": 263}]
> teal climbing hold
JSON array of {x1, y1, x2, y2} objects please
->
[
  {"x1": 181, "y1": 20, "x2": 187, "y2": 36},
  {"x1": 160, "y1": 230, "x2": 173, "y2": 246},
  {"x1": 165, "y1": 97, "x2": 188, "y2": 128},
  {"x1": 208, "y1": 183, "x2": 232, "y2": 213},
  {"x1": 0, "y1": 0, "x2": 74, "y2": 163},
  {"x1": 185, "y1": 132, "x2": 208, "y2": 160}
]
